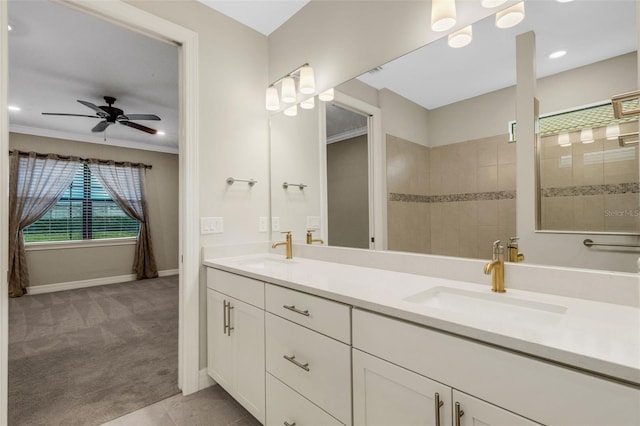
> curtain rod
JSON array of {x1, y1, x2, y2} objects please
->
[{"x1": 9, "y1": 150, "x2": 152, "y2": 169}]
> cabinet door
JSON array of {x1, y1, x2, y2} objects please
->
[
  {"x1": 353, "y1": 349, "x2": 451, "y2": 426},
  {"x1": 207, "y1": 289, "x2": 233, "y2": 390},
  {"x1": 452, "y1": 390, "x2": 540, "y2": 426},
  {"x1": 231, "y1": 297, "x2": 266, "y2": 424}
]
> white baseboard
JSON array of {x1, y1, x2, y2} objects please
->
[
  {"x1": 27, "y1": 269, "x2": 179, "y2": 295},
  {"x1": 198, "y1": 368, "x2": 216, "y2": 390}
]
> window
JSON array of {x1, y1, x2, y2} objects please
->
[{"x1": 23, "y1": 164, "x2": 140, "y2": 243}]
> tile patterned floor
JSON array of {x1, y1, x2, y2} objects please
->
[{"x1": 101, "y1": 385, "x2": 262, "y2": 426}]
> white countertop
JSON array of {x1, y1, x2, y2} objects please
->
[{"x1": 204, "y1": 253, "x2": 640, "y2": 386}]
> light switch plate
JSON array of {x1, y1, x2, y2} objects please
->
[
  {"x1": 259, "y1": 216, "x2": 268, "y2": 233},
  {"x1": 200, "y1": 218, "x2": 210, "y2": 234},
  {"x1": 272, "y1": 217, "x2": 280, "y2": 232},
  {"x1": 307, "y1": 216, "x2": 321, "y2": 230},
  {"x1": 211, "y1": 217, "x2": 224, "y2": 234}
]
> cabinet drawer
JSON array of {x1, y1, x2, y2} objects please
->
[
  {"x1": 353, "y1": 309, "x2": 640, "y2": 426},
  {"x1": 266, "y1": 373, "x2": 344, "y2": 426},
  {"x1": 207, "y1": 268, "x2": 264, "y2": 309},
  {"x1": 266, "y1": 313, "x2": 351, "y2": 425},
  {"x1": 266, "y1": 284, "x2": 351, "y2": 343}
]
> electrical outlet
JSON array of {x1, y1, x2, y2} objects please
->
[
  {"x1": 211, "y1": 217, "x2": 224, "y2": 234},
  {"x1": 271, "y1": 217, "x2": 280, "y2": 232},
  {"x1": 259, "y1": 216, "x2": 268, "y2": 233}
]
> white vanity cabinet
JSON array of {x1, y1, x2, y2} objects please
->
[
  {"x1": 353, "y1": 308, "x2": 640, "y2": 426},
  {"x1": 206, "y1": 269, "x2": 265, "y2": 424},
  {"x1": 265, "y1": 284, "x2": 352, "y2": 426}
]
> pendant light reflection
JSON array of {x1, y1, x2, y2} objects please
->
[
  {"x1": 284, "y1": 105, "x2": 298, "y2": 117},
  {"x1": 448, "y1": 25, "x2": 472, "y2": 48},
  {"x1": 301, "y1": 97, "x2": 315, "y2": 110},
  {"x1": 431, "y1": 0, "x2": 456, "y2": 32},
  {"x1": 319, "y1": 88, "x2": 335, "y2": 102},
  {"x1": 481, "y1": 0, "x2": 507, "y2": 7},
  {"x1": 265, "y1": 87, "x2": 280, "y2": 111},
  {"x1": 606, "y1": 123, "x2": 620, "y2": 140},
  {"x1": 557, "y1": 132, "x2": 571, "y2": 147},
  {"x1": 281, "y1": 77, "x2": 297, "y2": 103},
  {"x1": 496, "y1": 2, "x2": 525, "y2": 29},
  {"x1": 580, "y1": 128, "x2": 594, "y2": 144},
  {"x1": 299, "y1": 65, "x2": 315, "y2": 95}
]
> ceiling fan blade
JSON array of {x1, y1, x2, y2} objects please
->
[
  {"x1": 42, "y1": 112, "x2": 101, "y2": 118},
  {"x1": 120, "y1": 120, "x2": 157, "y2": 135},
  {"x1": 77, "y1": 100, "x2": 109, "y2": 117},
  {"x1": 119, "y1": 114, "x2": 161, "y2": 121},
  {"x1": 91, "y1": 121, "x2": 112, "y2": 133}
]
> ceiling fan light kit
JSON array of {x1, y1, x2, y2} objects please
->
[{"x1": 42, "y1": 96, "x2": 162, "y2": 135}]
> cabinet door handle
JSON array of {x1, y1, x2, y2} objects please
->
[
  {"x1": 283, "y1": 422, "x2": 296, "y2": 426},
  {"x1": 283, "y1": 304, "x2": 310, "y2": 317},
  {"x1": 223, "y1": 300, "x2": 229, "y2": 334},
  {"x1": 434, "y1": 392, "x2": 444, "y2": 426},
  {"x1": 283, "y1": 354, "x2": 310, "y2": 371},
  {"x1": 455, "y1": 402, "x2": 465, "y2": 426},
  {"x1": 227, "y1": 305, "x2": 234, "y2": 336}
]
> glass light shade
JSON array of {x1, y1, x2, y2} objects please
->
[
  {"x1": 281, "y1": 77, "x2": 296, "y2": 103},
  {"x1": 300, "y1": 96, "x2": 315, "y2": 110},
  {"x1": 319, "y1": 88, "x2": 335, "y2": 102},
  {"x1": 299, "y1": 65, "x2": 315, "y2": 95},
  {"x1": 606, "y1": 123, "x2": 620, "y2": 140},
  {"x1": 431, "y1": 0, "x2": 456, "y2": 32},
  {"x1": 448, "y1": 25, "x2": 472, "y2": 48},
  {"x1": 557, "y1": 132, "x2": 571, "y2": 147},
  {"x1": 496, "y1": 2, "x2": 525, "y2": 29},
  {"x1": 580, "y1": 128, "x2": 594, "y2": 144},
  {"x1": 284, "y1": 105, "x2": 297, "y2": 117},
  {"x1": 265, "y1": 87, "x2": 280, "y2": 111},
  {"x1": 481, "y1": 0, "x2": 507, "y2": 7}
]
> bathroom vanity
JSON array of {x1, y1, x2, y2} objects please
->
[{"x1": 204, "y1": 253, "x2": 640, "y2": 426}]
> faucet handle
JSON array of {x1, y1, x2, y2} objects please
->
[
  {"x1": 492, "y1": 240, "x2": 503, "y2": 260},
  {"x1": 281, "y1": 231, "x2": 291, "y2": 235},
  {"x1": 508, "y1": 236, "x2": 519, "y2": 246}
]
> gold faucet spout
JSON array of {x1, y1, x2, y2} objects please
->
[
  {"x1": 272, "y1": 231, "x2": 293, "y2": 259},
  {"x1": 484, "y1": 240, "x2": 506, "y2": 293}
]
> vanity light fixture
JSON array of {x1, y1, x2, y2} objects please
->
[
  {"x1": 549, "y1": 50, "x2": 567, "y2": 59},
  {"x1": 284, "y1": 104, "x2": 298, "y2": 117},
  {"x1": 300, "y1": 96, "x2": 315, "y2": 110},
  {"x1": 557, "y1": 132, "x2": 571, "y2": 147},
  {"x1": 448, "y1": 25, "x2": 472, "y2": 48},
  {"x1": 495, "y1": 1, "x2": 525, "y2": 29},
  {"x1": 580, "y1": 128, "x2": 594, "y2": 144},
  {"x1": 266, "y1": 86, "x2": 280, "y2": 111},
  {"x1": 281, "y1": 77, "x2": 297, "y2": 104},
  {"x1": 8, "y1": 105, "x2": 21, "y2": 112},
  {"x1": 299, "y1": 65, "x2": 315, "y2": 95},
  {"x1": 606, "y1": 123, "x2": 620, "y2": 140},
  {"x1": 319, "y1": 88, "x2": 335, "y2": 102},
  {"x1": 481, "y1": 0, "x2": 507, "y2": 7},
  {"x1": 431, "y1": 0, "x2": 457, "y2": 32}
]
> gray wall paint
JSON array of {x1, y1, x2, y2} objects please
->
[{"x1": 10, "y1": 132, "x2": 179, "y2": 285}]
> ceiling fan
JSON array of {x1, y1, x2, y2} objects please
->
[{"x1": 42, "y1": 96, "x2": 161, "y2": 135}]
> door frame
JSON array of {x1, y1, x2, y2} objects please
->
[
  {"x1": 0, "y1": 2, "x2": 201, "y2": 424},
  {"x1": 320, "y1": 91, "x2": 384, "y2": 250}
]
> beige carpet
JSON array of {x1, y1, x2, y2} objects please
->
[{"x1": 8, "y1": 276, "x2": 180, "y2": 426}]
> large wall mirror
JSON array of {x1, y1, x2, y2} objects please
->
[{"x1": 269, "y1": 0, "x2": 639, "y2": 273}]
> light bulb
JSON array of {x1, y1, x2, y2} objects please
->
[
  {"x1": 557, "y1": 132, "x2": 571, "y2": 147},
  {"x1": 481, "y1": 0, "x2": 507, "y2": 7},
  {"x1": 281, "y1": 77, "x2": 296, "y2": 104},
  {"x1": 431, "y1": 0, "x2": 456, "y2": 32},
  {"x1": 284, "y1": 105, "x2": 297, "y2": 117},
  {"x1": 299, "y1": 65, "x2": 315, "y2": 95},
  {"x1": 448, "y1": 25, "x2": 472, "y2": 48},
  {"x1": 319, "y1": 88, "x2": 334, "y2": 102},
  {"x1": 606, "y1": 123, "x2": 620, "y2": 140},
  {"x1": 301, "y1": 97, "x2": 315, "y2": 110},
  {"x1": 580, "y1": 128, "x2": 594, "y2": 144},
  {"x1": 266, "y1": 87, "x2": 280, "y2": 111},
  {"x1": 548, "y1": 50, "x2": 567, "y2": 59},
  {"x1": 496, "y1": 2, "x2": 525, "y2": 29}
]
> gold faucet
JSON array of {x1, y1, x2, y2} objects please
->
[
  {"x1": 306, "y1": 229, "x2": 324, "y2": 245},
  {"x1": 484, "y1": 240, "x2": 505, "y2": 293},
  {"x1": 507, "y1": 237, "x2": 525, "y2": 263},
  {"x1": 272, "y1": 231, "x2": 293, "y2": 259}
]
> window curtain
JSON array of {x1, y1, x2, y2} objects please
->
[
  {"x1": 8, "y1": 151, "x2": 82, "y2": 297},
  {"x1": 88, "y1": 161, "x2": 158, "y2": 279}
]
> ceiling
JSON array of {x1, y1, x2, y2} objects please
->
[
  {"x1": 357, "y1": 0, "x2": 637, "y2": 110},
  {"x1": 8, "y1": 0, "x2": 179, "y2": 154}
]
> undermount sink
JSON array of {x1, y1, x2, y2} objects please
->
[
  {"x1": 237, "y1": 256, "x2": 297, "y2": 270},
  {"x1": 403, "y1": 287, "x2": 567, "y2": 327}
]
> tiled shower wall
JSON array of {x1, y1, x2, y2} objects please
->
[
  {"x1": 387, "y1": 134, "x2": 516, "y2": 259},
  {"x1": 539, "y1": 122, "x2": 639, "y2": 233}
]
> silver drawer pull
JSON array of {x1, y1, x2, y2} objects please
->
[
  {"x1": 283, "y1": 422, "x2": 296, "y2": 426},
  {"x1": 455, "y1": 402, "x2": 465, "y2": 426},
  {"x1": 283, "y1": 354, "x2": 310, "y2": 371},
  {"x1": 435, "y1": 392, "x2": 444, "y2": 426},
  {"x1": 283, "y1": 304, "x2": 310, "y2": 317}
]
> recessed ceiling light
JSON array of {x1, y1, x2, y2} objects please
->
[
  {"x1": 556, "y1": 0, "x2": 574, "y2": 3},
  {"x1": 549, "y1": 50, "x2": 567, "y2": 59},
  {"x1": 8, "y1": 105, "x2": 21, "y2": 111},
  {"x1": 156, "y1": 131, "x2": 166, "y2": 136}
]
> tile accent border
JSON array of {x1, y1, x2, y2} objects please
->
[
  {"x1": 389, "y1": 190, "x2": 516, "y2": 203},
  {"x1": 541, "y1": 182, "x2": 639, "y2": 197}
]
